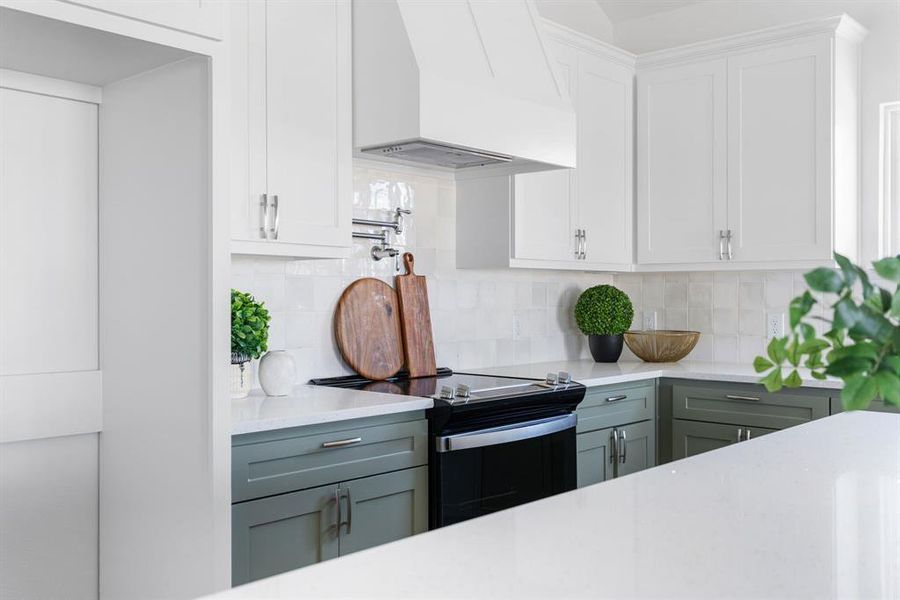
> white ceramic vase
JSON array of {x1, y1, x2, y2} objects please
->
[
  {"x1": 230, "y1": 361, "x2": 253, "y2": 399},
  {"x1": 258, "y1": 351, "x2": 296, "y2": 396}
]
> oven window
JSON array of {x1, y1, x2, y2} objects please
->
[{"x1": 434, "y1": 427, "x2": 575, "y2": 527}]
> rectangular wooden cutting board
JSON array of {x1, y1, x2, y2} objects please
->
[{"x1": 395, "y1": 252, "x2": 437, "y2": 378}]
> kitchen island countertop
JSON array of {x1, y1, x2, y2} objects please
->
[{"x1": 209, "y1": 411, "x2": 900, "y2": 598}]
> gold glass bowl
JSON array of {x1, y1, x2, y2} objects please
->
[{"x1": 624, "y1": 330, "x2": 700, "y2": 363}]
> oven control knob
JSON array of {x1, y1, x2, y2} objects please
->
[
  {"x1": 545, "y1": 372, "x2": 559, "y2": 386},
  {"x1": 439, "y1": 385, "x2": 456, "y2": 400},
  {"x1": 455, "y1": 384, "x2": 471, "y2": 399},
  {"x1": 557, "y1": 371, "x2": 572, "y2": 385}
]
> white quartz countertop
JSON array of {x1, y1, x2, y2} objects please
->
[
  {"x1": 476, "y1": 358, "x2": 842, "y2": 389},
  {"x1": 231, "y1": 385, "x2": 432, "y2": 435},
  {"x1": 233, "y1": 360, "x2": 840, "y2": 434},
  {"x1": 207, "y1": 411, "x2": 900, "y2": 599}
]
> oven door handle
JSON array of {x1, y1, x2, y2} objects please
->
[{"x1": 435, "y1": 414, "x2": 577, "y2": 453}]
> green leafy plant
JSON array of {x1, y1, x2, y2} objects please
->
[
  {"x1": 231, "y1": 289, "x2": 270, "y2": 362},
  {"x1": 754, "y1": 253, "x2": 900, "y2": 410},
  {"x1": 574, "y1": 284, "x2": 634, "y2": 336}
]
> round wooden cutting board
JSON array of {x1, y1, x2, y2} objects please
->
[{"x1": 334, "y1": 278, "x2": 404, "y2": 380}]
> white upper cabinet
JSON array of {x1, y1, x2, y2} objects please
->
[
  {"x1": 457, "y1": 25, "x2": 635, "y2": 272},
  {"x1": 636, "y1": 15, "x2": 866, "y2": 270},
  {"x1": 637, "y1": 59, "x2": 727, "y2": 265},
  {"x1": 576, "y1": 49, "x2": 634, "y2": 268},
  {"x1": 230, "y1": 0, "x2": 351, "y2": 258},
  {"x1": 66, "y1": 0, "x2": 224, "y2": 39},
  {"x1": 726, "y1": 39, "x2": 832, "y2": 263}
]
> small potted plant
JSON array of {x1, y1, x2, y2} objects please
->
[
  {"x1": 231, "y1": 289, "x2": 270, "y2": 399},
  {"x1": 575, "y1": 284, "x2": 634, "y2": 363}
]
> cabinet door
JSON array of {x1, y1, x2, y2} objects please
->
[
  {"x1": 576, "y1": 52, "x2": 633, "y2": 267},
  {"x1": 727, "y1": 39, "x2": 832, "y2": 262},
  {"x1": 512, "y1": 40, "x2": 577, "y2": 264},
  {"x1": 672, "y1": 419, "x2": 775, "y2": 460},
  {"x1": 576, "y1": 427, "x2": 615, "y2": 487},
  {"x1": 339, "y1": 466, "x2": 428, "y2": 557},
  {"x1": 637, "y1": 60, "x2": 727, "y2": 264},
  {"x1": 0, "y1": 88, "x2": 98, "y2": 376},
  {"x1": 616, "y1": 420, "x2": 656, "y2": 478},
  {"x1": 232, "y1": 485, "x2": 339, "y2": 586},
  {"x1": 242, "y1": 0, "x2": 351, "y2": 249}
]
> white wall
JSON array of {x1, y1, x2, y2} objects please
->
[
  {"x1": 535, "y1": 0, "x2": 614, "y2": 43},
  {"x1": 612, "y1": 0, "x2": 900, "y2": 265},
  {"x1": 232, "y1": 162, "x2": 614, "y2": 385}
]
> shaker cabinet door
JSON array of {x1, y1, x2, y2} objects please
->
[
  {"x1": 726, "y1": 38, "x2": 832, "y2": 262},
  {"x1": 616, "y1": 420, "x2": 656, "y2": 478},
  {"x1": 338, "y1": 466, "x2": 428, "y2": 557},
  {"x1": 672, "y1": 419, "x2": 776, "y2": 460},
  {"x1": 576, "y1": 427, "x2": 615, "y2": 487},
  {"x1": 637, "y1": 59, "x2": 727, "y2": 265},
  {"x1": 232, "y1": 485, "x2": 339, "y2": 586}
]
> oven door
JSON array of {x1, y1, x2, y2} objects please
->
[{"x1": 431, "y1": 413, "x2": 577, "y2": 528}]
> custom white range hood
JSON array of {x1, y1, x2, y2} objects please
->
[{"x1": 353, "y1": 0, "x2": 576, "y2": 171}]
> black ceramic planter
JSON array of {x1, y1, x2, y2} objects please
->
[{"x1": 588, "y1": 334, "x2": 624, "y2": 363}]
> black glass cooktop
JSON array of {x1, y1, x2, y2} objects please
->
[{"x1": 309, "y1": 369, "x2": 545, "y2": 399}]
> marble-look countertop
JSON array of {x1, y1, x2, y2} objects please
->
[
  {"x1": 233, "y1": 361, "x2": 841, "y2": 434},
  {"x1": 231, "y1": 385, "x2": 432, "y2": 435},
  {"x1": 475, "y1": 358, "x2": 842, "y2": 389},
  {"x1": 206, "y1": 411, "x2": 900, "y2": 599}
]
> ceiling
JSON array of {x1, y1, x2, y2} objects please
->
[{"x1": 595, "y1": 1, "x2": 705, "y2": 24}]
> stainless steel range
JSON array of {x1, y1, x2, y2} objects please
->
[{"x1": 311, "y1": 369, "x2": 585, "y2": 528}]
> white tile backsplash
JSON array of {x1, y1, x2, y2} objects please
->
[{"x1": 233, "y1": 164, "x2": 613, "y2": 386}]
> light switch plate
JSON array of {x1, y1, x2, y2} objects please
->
[
  {"x1": 767, "y1": 313, "x2": 785, "y2": 339},
  {"x1": 643, "y1": 311, "x2": 657, "y2": 330}
]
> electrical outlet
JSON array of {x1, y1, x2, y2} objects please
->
[
  {"x1": 767, "y1": 313, "x2": 785, "y2": 339},
  {"x1": 643, "y1": 311, "x2": 657, "y2": 331}
]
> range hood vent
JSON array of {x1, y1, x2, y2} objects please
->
[
  {"x1": 353, "y1": 0, "x2": 576, "y2": 172},
  {"x1": 360, "y1": 140, "x2": 513, "y2": 169}
]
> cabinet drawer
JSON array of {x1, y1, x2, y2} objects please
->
[
  {"x1": 577, "y1": 381, "x2": 655, "y2": 433},
  {"x1": 233, "y1": 418, "x2": 428, "y2": 502},
  {"x1": 672, "y1": 381, "x2": 829, "y2": 430}
]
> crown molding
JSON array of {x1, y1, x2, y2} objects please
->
[
  {"x1": 540, "y1": 18, "x2": 636, "y2": 69},
  {"x1": 636, "y1": 14, "x2": 868, "y2": 70}
]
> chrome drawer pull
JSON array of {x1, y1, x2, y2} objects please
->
[
  {"x1": 725, "y1": 394, "x2": 760, "y2": 402},
  {"x1": 605, "y1": 395, "x2": 627, "y2": 403},
  {"x1": 321, "y1": 437, "x2": 362, "y2": 449}
]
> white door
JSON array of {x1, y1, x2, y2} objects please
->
[
  {"x1": 0, "y1": 87, "x2": 98, "y2": 376},
  {"x1": 576, "y1": 51, "x2": 633, "y2": 267},
  {"x1": 512, "y1": 40, "x2": 577, "y2": 263},
  {"x1": 254, "y1": 0, "x2": 351, "y2": 248},
  {"x1": 726, "y1": 39, "x2": 832, "y2": 262},
  {"x1": 637, "y1": 59, "x2": 727, "y2": 264}
]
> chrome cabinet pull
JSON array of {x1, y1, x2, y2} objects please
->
[
  {"x1": 745, "y1": 428, "x2": 752, "y2": 441},
  {"x1": 610, "y1": 429, "x2": 619, "y2": 465},
  {"x1": 574, "y1": 230, "x2": 580, "y2": 259},
  {"x1": 725, "y1": 229, "x2": 733, "y2": 260},
  {"x1": 736, "y1": 427, "x2": 743, "y2": 443},
  {"x1": 321, "y1": 437, "x2": 362, "y2": 449},
  {"x1": 725, "y1": 394, "x2": 760, "y2": 402},
  {"x1": 718, "y1": 230, "x2": 725, "y2": 260},
  {"x1": 271, "y1": 194, "x2": 280, "y2": 239},
  {"x1": 259, "y1": 193, "x2": 269, "y2": 239},
  {"x1": 605, "y1": 395, "x2": 627, "y2": 403},
  {"x1": 619, "y1": 429, "x2": 627, "y2": 464},
  {"x1": 344, "y1": 488, "x2": 352, "y2": 534},
  {"x1": 581, "y1": 229, "x2": 587, "y2": 260},
  {"x1": 331, "y1": 488, "x2": 342, "y2": 536}
]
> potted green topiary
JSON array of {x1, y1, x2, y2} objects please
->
[
  {"x1": 231, "y1": 289, "x2": 270, "y2": 399},
  {"x1": 575, "y1": 284, "x2": 634, "y2": 362}
]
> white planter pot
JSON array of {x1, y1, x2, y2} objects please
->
[
  {"x1": 230, "y1": 361, "x2": 253, "y2": 399},
  {"x1": 258, "y1": 351, "x2": 296, "y2": 396}
]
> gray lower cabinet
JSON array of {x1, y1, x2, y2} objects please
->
[
  {"x1": 672, "y1": 419, "x2": 777, "y2": 460},
  {"x1": 830, "y1": 397, "x2": 899, "y2": 414},
  {"x1": 232, "y1": 466, "x2": 427, "y2": 585},
  {"x1": 576, "y1": 382, "x2": 657, "y2": 488}
]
